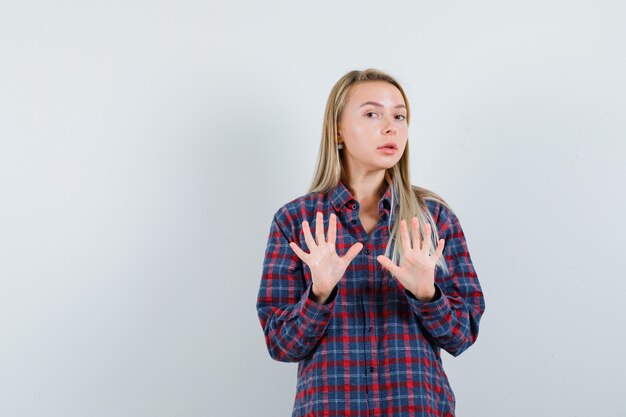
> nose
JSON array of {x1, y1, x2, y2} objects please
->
[{"x1": 383, "y1": 115, "x2": 397, "y2": 135}]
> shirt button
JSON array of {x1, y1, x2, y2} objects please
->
[
  {"x1": 351, "y1": 204, "x2": 357, "y2": 210},
  {"x1": 365, "y1": 249, "x2": 370, "y2": 255},
  {"x1": 365, "y1": 286, "x2": 371, "y2": 292},
  {"x1": 368, "y1": 327, "x2": 373, "y2": 333},
  {"x1": 369, "y1": 366, "x2": 375, "y2": 372},
  {"x1": 351, "y1": 219, "x2": 356, "y2": 224}
]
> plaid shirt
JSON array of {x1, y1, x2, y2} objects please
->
[{"x1": 257, "y1": 180, "x2": 485, "y2": 417}]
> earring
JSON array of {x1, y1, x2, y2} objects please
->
[{"x1": 338, "y1": 143, "x2": 343, "y2": 150}]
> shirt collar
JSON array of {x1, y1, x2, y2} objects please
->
[{"x1": 330, "y1": 179, "x2": 397, "y2": 214}]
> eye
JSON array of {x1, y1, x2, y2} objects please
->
[
  {"x1": 395, "y1": 114, "x2": 406, "y2": 121},
  {"x1": 365, "y1": 112, "x2": 378, "y2": 118}
]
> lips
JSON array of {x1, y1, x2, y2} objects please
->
[{"x1": 377, "y1": 142, "x2": 397, "y2": 150}]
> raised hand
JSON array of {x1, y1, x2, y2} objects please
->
[
  {"x1": 289, "y1": 211, "x2": 363, "y2": 303},
  {"x1": 376, "y1": 217, "x2": 445, "y2": 301}
]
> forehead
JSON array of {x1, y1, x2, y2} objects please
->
[{"x1": 345, "y1": 81, "x2": 405, "y2": 106}]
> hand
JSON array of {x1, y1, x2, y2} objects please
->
[
  {"x1": 289, "y1": 212, "x2": 363, "y2": 303},
  {"x1": 376, "y1": 217, "x2": 445, "y2": 301}
]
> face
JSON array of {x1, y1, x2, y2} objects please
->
[{"x1": 337, "y1": 81, "x2": 408, "y2": 175}]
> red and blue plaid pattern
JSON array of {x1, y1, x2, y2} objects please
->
[{"x1": 257, "y1": 180, "x2": 485, "y2": 417}]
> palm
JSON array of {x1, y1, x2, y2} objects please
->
[
  {"x1": 289, "y1": 211, "x2": 363, "y2": 298},
  {"x1": 377, "y1": 217, "x2": 445, "y2": 301}
]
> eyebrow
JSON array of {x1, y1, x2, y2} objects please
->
[{"x1": 359, "y1": 101, "x2": 406, "y2": 109}]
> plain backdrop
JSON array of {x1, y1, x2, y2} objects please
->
[{"x1": 1, "y1": 1, "x2": 625, "y2": 416}]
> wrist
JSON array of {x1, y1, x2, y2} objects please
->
[
  {"x1": 311, "y1": 284, "x2": 331, "y2": 304},
  {"x1": 412, "y1": 285, "x2": 436, "y2": 302}
]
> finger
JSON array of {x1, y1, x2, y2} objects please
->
[
  {"x1": 315, "y1": 211, "x2": 325, "y2": 245},
  {"x1": 302, "y1": 220, "x2": 317, "y2": 250},
  {"x1": 400, "y1": 219, "x2": 412, "y2": 254},
  {"x1": 433, "y1": 239, "x2": 445, "y2": 261},
  {"x1": 412, "y1": 217, "x2": 421, "y2": 251},
  {"x1": 289, "y1": 241, "x2": 310, "y2": 264},
  {"x1": 422, "y1": 223, "x2": 432, "y2": 253},
  {"x1": 327, "y1": 213, "x2": 337, "y2": 247},
  {"x1": 377, "y1": 255, "x2": 400, "y2": 277},
  {"x1": 343, "y1": 242, "x2": 363, "y2": 263}
]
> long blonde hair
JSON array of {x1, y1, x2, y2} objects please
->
[{"x1": 307, "y1": 68, "x2": 453, "y2": 275}]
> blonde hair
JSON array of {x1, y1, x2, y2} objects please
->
[{"x1": 308, "y1": 68, "x2": 453, "y2": 275}]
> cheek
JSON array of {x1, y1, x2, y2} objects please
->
[
  {"x1": 343, "y1": 125, "x2": 370, "y2": 145},
  {"x1": 354, "y1": 120, "x2": 379, "y2": 137},
  {"x1": 352, "y1": 125, "x2": 371, "y2": 140},
  {"x1": 399, "y1": 127, "x2": 409, "y2": 143}
]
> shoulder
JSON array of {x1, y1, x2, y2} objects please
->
[
  {"x1": 271, "y1": 189, "x2": 328, "y2": 239},
  {"x1": 412, "y1": 185, "x2": 461, "y2": 235}
]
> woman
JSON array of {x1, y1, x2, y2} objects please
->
[{"x1": 256, "y1": 68, "x2": 485, "y2": 417}]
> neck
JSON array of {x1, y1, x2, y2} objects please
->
[{"x1": 343, "y1": 170, "x2": 387, "y2": 206}]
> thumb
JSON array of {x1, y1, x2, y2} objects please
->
[
  {"x1": 343, "y1": 242, "x2": 363, "y2": 263},
  {"x1": 377, "y1": 255, "x2": 399, "y2": 276}
]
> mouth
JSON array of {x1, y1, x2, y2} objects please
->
[{"x1": 377, "y1": 143, "x2": 397, "y2": 150}]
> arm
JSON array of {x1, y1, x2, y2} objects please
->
[
  {"x1": 256, "y1": 211, "x2": 337, "y2": 362},
  {"x1": 404, "y1": 207, "x2": 486, "y2": 357}
]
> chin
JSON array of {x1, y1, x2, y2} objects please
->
[{"x1": 375, "y1": 161, "x2": 399, "y2": 170}]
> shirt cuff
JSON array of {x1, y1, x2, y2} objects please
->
[
  {"x1": 405, "y1": 283, "x2": 450, "y2": 320},
  {"x1": 298, "y1": 283, "x2": 337, "y2": 337}
]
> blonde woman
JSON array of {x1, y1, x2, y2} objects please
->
[{"x1": 257, "y1": 68, "x2": 485, "y2": 417}]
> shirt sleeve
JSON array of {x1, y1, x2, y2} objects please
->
[
  {"x1": 256, "y1": 210, "x2": 336, "y2": 362},
  {"x1": 404, "y1": 205, "x2": 486, "y2": 357}
]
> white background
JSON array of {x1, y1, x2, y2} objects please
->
[{"x1": 1, "y1": 1, "x2": 625, "y2": 416}]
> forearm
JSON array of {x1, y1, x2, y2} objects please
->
[
  {"x1": 258, "y1": 284, "x2": 337, "y2": 362},
  {"x1": 405, "y1": 283, "x2": 484, "y2": 357}
]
